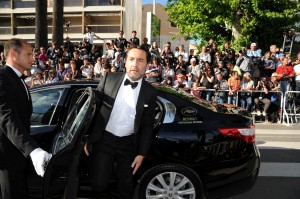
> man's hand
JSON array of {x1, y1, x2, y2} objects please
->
[
  {"x1": 131, "y1": 155, "x2": 144, "y2": 175},
  {"x1": 30, "y1": 148, "x2": 52, "y2": 177}
]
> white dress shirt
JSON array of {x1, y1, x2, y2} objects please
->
[{"x1": 105, "y1": 75, "x2": 142, "y2": 137}]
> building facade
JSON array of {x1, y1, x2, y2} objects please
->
[
  {"x1": 142, "y1": 3, "x2": 189, "y2": 50},
  {"x1": 0, "y1": 0, "x2": 142, "y2": 46}
]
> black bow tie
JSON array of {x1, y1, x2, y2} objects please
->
[
  {"x1": 20, "y1": 74, "x2": 27, "y2": 80},
  {"x1": 124, "y1": 78, "x2": 138, "y2": 89}
]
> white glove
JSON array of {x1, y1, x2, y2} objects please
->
[{"x1": 30, "y1": 148, "x2": 52, "y2": 177}]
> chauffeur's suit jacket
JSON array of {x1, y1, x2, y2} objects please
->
[{"x1": 0, "y1": 66, "x2": 38, "y2": 169}]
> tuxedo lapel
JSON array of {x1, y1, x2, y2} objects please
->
[{"x1": 134, "y1": 79, "x2": 146, "y2": 133}]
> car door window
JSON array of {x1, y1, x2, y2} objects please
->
[{"x1": 31, "y1": 88, "x2": 64, "y2": 125}]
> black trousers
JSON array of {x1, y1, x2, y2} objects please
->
[
  {"x1": 90, "y1": 131, "x2": 135, "y2": 199},
  {"x1": 0, "y1": 162, "x2": 28, "y2": 199}
]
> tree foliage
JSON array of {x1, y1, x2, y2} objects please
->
[{"x1": 166, "y1": 0, "x2": 300, "y2": 51}]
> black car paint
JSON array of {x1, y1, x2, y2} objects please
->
[{"x1": 27, "y1": 80, "x2": 260, "y2": 199}]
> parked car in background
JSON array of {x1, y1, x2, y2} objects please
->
[{"x1": 26, "y1": 80, "x2": 260, "y2": 199}]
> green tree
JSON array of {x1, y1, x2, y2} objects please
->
[{"x1": 166, "y1": 0, "x2": 300, "y2": 51}]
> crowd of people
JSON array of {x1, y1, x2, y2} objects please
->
[{"x1": 0, "y1": 27, "x2": 300, "y2": 123}]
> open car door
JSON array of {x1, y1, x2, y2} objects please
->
[{"x1": 41, "y1": 87, "x2": 95, "y2": 199}]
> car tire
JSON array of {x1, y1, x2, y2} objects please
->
[{"x1": 138, "y1": 164, "x2": 206, "y2": 199}]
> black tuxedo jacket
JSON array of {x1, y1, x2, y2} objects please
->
[
  {"x1": 88, "y1": 72, "x2": 157, "y2": 156},
  {"x1": 0, "y1": 66, "x2": 38, "y2": 168}
]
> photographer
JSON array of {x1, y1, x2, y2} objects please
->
[
  {"x1": 268, "y1": 73, "x2": 281, "y2": 123},
  {"x1": 186, "y1": 58, "x2": 200, "y2": 87},
  {"x1": 236, "y1": 48, "x2": 253, "y2": 78},
  {"x1": 276, "y1": 57, "x2": 295, "y2": 95},
  {"x1": 199, "y1": 67, "x2": 214, "y2": 100},
  {"x1": 199, "y1": 45, "x2": 211, "y2": 64},
  {"x1": 223, "y1": 41, "x2": 236, "y2": 66},
  {"x1": 261, "y1": 51, "x2": 276, "y2": 77},
  {"x1": 213, "y1": 73, "x2": 228, "y2": 104},
  {"x1": 46, "y1": 42, "x2": 58, "y2": 68},
  {"x1": 253, "y1": 77, "x2": 271, "y2": 122},
  {"x1": 240, "y1": 72, "x2": 254, "y2": 112}
]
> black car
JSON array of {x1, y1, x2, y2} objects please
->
[{"x1": 26, "y1": 80, "x2": 260, "y2": 199}]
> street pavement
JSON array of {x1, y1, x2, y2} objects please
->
[{"x1": 226, "y1": 123, "x2": 300, "y2": 199}]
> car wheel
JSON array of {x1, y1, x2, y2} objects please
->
[{"x1": 138, "y1": 164, "x2": 205, "y2": 199}]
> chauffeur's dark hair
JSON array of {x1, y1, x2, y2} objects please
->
[
  {"x1": 4, "y1": 38, "x2": 28, "y2": 58},
  {"x1": 125, "y1": 45, "x2": 151, "y2": 64}
]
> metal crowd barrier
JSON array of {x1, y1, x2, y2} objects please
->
[
  {"x1": 191, "y1": 88, "x2": 284, "y2": 123},
  {"x1": 283, "y1": 91, "x2": 300, "y2": 126}
]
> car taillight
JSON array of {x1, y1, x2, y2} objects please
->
[{"x1": 218, "y1": 126, "x2": 255, "y2": 144}]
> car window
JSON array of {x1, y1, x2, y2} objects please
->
[{"x1": 31, "y1": 88, "x2": 64, "y2": 125}]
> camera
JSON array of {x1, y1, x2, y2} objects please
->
[
  {"x1": 260, "y1": 77, "x2": 266, "y2": 83},
  {"x1": 282, "y1": 74, "x2": 287, "y2": 80}
]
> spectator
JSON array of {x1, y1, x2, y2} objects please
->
[
  {"x1": 111, "y1": 51, "x2": 124, "y2": 72},
  {"x1": 105, "y1": 42, "x2": 115, "y2": 59},
  {"x1": 223, "y1": 41, "x2": 236, "y2": 65},
  {"x1": 23, "y1": 69, "x2": 33, "y2": 87},
  {"x1": 80, "y1": 58, "x2": 94, "y2": 78},
  {"x1": 65, "y1": 60, "x2": 81, "y2": 80},
  {"x1": 149, "y1": 41, "x2": 161, "y2": 60},
  {"x1": 240, "y1": 72, "x2": 254, "y2": 112},
  {"x1": 110, "y1": 65, "x2": 118, "y2": 73},
  {"x1": 99, "y1": 62, "x2": 111, "y2": 79},
  {"x1": 247, "y1": 43, "x2": 261, "y2": 65},
  {"x1": 276, "y1": 57, "x2": 295, "y2": 95},
  {"x1": 94, "y1": 57, "x2": 103, "y2": 78},
  {"x1": 64, "y1": 37, "x2": 74, "y2": 53},
  {"x1": 186, "y1": 58, "x2": 200, "y2": 88},
  {"x1": 0, "y1": 52, "x2": 6, "y2": 68},
  {"x1": 161, "y1": 60, "x2": 175, "y2": 82},
  {"x1": 145, "y1": 68, "x2": 161, "y2": 83},
  {"x1": 31, "y1": 71, "x2": 44, "y2": 87},
  {"x1": 147, "y1": 57, "x2": 162, "y2": 77},
  {"x1": 46, "y1": 42, "x2": 58, "y2": 68},
  {"x1": 261, "y1": 51, "x2": 276, "y2": 77},
  {"x1": 45, "y1": 70, "x2": 58, "y2": 84},
  {"x1": 269, "y1": 72, "x2": 281, "y2": 123},
  {"x1": 174, "y1": 55, "x2": 186, "y2": 76},
  {"x1": 199, "y1": 45, "x2": 211, "y2": 64},
  {"x1": 38, "y1": 47, "x2": 48, "y2": 66},
  {"x1": 83, "y1": 26, "x2": 103, "y2": 52},
  {"x1": 129, "y1": 30, "x2": 140, "y2": 46},
  {"x1": 293, "y1": 56, "x2": 300, "y2": 108},
  {"x1": 214, "y1": 61, "x2": 229, "y2": 80},
  {"x1": 173, "y1": 73, "x2": 190, "y2": 91},
  {"x1": 199, "y1": 67, "x2": 214, "y2": 101},
  {"x1": 73, "y1": 50, "x2": 84, "y2": 70},
  {"x1": 114, "y1": 30, "x2": 127, "y2": 59},
  {"x1": 174, "y1": 44, "x2": 188, "y2": 62},
  {"x1": 227, "y1": 70, "x2": 240, "y2": 105},
  {"x1": 57, "y1": 61, "x2": 68, "y2": 81},
  {"x1": 161, "y1": 44, "x2": 175, "y2": 66},
  {"x1": 213, "y1": 73, "x2": 228, "y2": 104},
  {"x1": 253, "y1": 78, "x2": 271, "y2": 122},
  {"x1": 141, "y1": 37, "x2": 151, "y2": 52},
  {"x1": 236, "y1": 48, "x2": 253, "y2": 77},
  {"x1": 188, "y1": 49, "x2": 199, "y2": 65}
]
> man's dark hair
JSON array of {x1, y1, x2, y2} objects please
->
[
  {"x1": 132, "y1": 30, "x2": 137, "y2": 33},
  {"x1": 125, "y1": 45, "x2": 151, "y2": 63},
  {"x1": 4, "y1": 38, "x2": 28, "y2": 58},
  {"x1": 86, "y1": 26, "x2": 91, "y2": 30}
]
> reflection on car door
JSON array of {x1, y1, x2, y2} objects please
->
[{"x1": 41, "y1": 87, "x2": 95, "y2": 199}]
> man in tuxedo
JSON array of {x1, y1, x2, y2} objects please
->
[
  {"x1": 0, "y1": 38, "x2": 52, "y2": 199},
  {"x1": 84, "y1": 46, "x2": 157, "y2": 199}
]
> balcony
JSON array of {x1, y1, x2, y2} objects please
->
[
  {"x1": 0, "y1": 27, "x2": 11, "y2": 34},
  {"x1": 13, "y1": 1, "x2": 35, "y2": 8},
  {"x1": 0, "y1": 1, "x2": 10, "y2": 8},
  {"x1": 84, "y1": 0, "x2": 122, "y2": 6}
]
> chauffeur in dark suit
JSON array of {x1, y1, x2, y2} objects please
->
[
  {"x1": 0, "y1": 38, "x2": 52, "y2": 199},
  {"x1": 84, "y1": 46, "x2": 157, "y2": 199}
]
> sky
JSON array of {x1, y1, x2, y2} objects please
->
[{"x1": 142, "y1": 0, "x2": 168, "y2": 5}]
